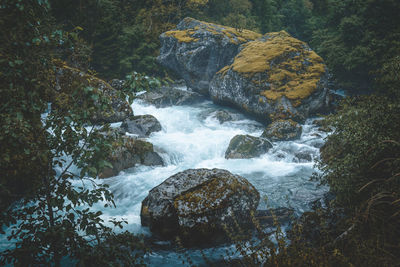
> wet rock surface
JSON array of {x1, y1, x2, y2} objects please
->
[
  {"x1": 136, "y1": 87, "x2": 205, "y2": 108},
  {"x1": 99, "y1": 136, "x2": 163, "y2": 178},
  {"x1": 141, "y1": 168, "x2": 260, "y2": 247},
  {"x1": 120, "y1": 115, "x2": 162, "y2": 137},
  {"x1": 225, "y1": 134, "x2": 272, "y2": 159},
  {"x1": 261, "y1": 119, "x2": 302, "y2": 141}
]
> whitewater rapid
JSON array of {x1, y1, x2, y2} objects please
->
[
  {"x1": 97, "y1": 95, "x2": 328, "y2": 239},
  {"x1": 0, "y1": 92, "x2": 328, "y2": 266}
]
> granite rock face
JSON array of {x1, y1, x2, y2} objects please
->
[
  {"x1": 261, "y1": 119, "x2": 302, "y2": 141},
  {"x1": 141, "y1": 168, "x2": 260, "y2": 246},
  {"x1": 157, "y1": 17, "x2": 261, "y2": 95},
  {"x1": 225, "y1": 135, "x2": 272, "y2": 159}
]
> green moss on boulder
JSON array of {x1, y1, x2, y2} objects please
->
[{"x1": 141, "y1": 168, "x2": 259, "y2": 246}]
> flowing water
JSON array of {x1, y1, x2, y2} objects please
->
[
  {"x1": 0, "y1": 90, "x2": 329, "y2": 266},
  {"x1": 95, "y1": 93, "x2": 329, "y2": 265}
]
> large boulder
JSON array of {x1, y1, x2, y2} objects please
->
[
  {"x1": 157, "y1": 17, "x2": 261, "y2": 95},
  {"x1": 225, "y1": 135, "x2": 272, "y2": 159},
  {"x1": 210, "y1": 31, "x2": 330, "y2": 122},
  {"x1": 136, "y1": 87, "x2": 205, "y2": 108},
  {"x1": 120, "y1": 115, "x2": 162, "y2": 137},
  {"x1": 99, "y1": 136, "x2": 163, "y2": 178},
  {"x1": 141, "y1": 168, "x2": 260, "y2": 246},
  {"x1": 261, "y1": 119, "x2": 302, "y2": 141},
  {"x1": 54, "y1": 62, "x2": 132, "y2": 124}
]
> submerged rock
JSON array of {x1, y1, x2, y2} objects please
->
[
  {"x1": 261, "y1": 119, "x2": 302, "y2": 141},
  {"x1": 213, "y1": 110, "x2": 234, "y2": 123},
  {"x1": 54, "y1": 62, "x2": 132, "y2": 124},
  {"x1": 294, "y1": 151, "x2": 313, "y2": 163},
  {"x1": 225, "y1": 134, "x2": 272, "y2": 159},
  {"x1": 157, "y1": 17, "x2": 261, "y2": 95},
  {"x1": 136, "y1": 87, "x2": 205, "y2": 108},
  {"x1": 141, "y1": 168, "x2": 260, "y2": 246},
  {"x1": 210, "y1": 31, "x2": 330, "y2": 122},
  {"x1": 99, "y1": 136, "x2": 163, "y2": 178},
  {"x1": 120, "y1": 115, "x2": 161, "y2": 137}
]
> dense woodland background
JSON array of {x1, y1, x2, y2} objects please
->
[{"x1": 1, "y1": 0, "x2": 400, "y2": 266}]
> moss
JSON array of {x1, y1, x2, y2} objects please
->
[
  {"x1": 219, "y1": 31, "x2": 326, "y2": 104},
  {"x1": 174, "y1": 177, "x2": 252, "y2": 215},
  {"x1": 165, "y1": 18, "x2": 261, "y2": 45},
  {"x1": 165, "y1": 30, "x2": 199, "y2": 43}
]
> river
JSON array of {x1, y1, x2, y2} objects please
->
[{"x1": 95, "y1": 90, "x2": 328, "y2": 266}]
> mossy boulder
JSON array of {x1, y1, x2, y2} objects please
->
[
  {"x1": 141, "y1": 168, "x2": 260, "y2": 247},
  {"x1": 158, "y1": 17, "x2": 261, "y2": 95},
  {"x1": 261, "y1": 119, "x2": 302, "y2": 141},
  {"x1": 225, "y1": 134, "x2": 272, "y2": 159},
  {"x1": 54, "y1": 62, "x2": 132, "y2": 124},
  {"x1": 120, "y1": 115, "x2": 161, "y2": 137},
  {"x1": 99, "y1": 135, "x2": 163, "y2": 178},
  {"x1": 210, "y1": 31, "x2": 330, "y2": 122}
]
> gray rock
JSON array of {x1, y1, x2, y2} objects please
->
[
  {"x1": 136, "y1": 87, "x2": 205, "y2": 108},
  {"x1": 99, "y1": 137, "x2": 163, "y2": 178},
  {"x1": 261, "y1": 119, "x2": 302, "y2": 141},
  {"x1": 142, "y1": 151, "x2": 164, "y2": 166},
  {"x1": 120, "y1": 115, "x2": 161, "y2": 137},
  {"x1": 225, "y1": 134, "x2": 272, "y2": 159},
  {"x1": 214, "y1": 110, "x2": 234, "y2": 123},
  {"x1": 294, "y1": 151, "x2": 313, "y2": 162},
  {"x1": 141, "y1": 168, "x2": 260, "y2": 246},
  {"x1": 207, "y1": 31, "x2": 331, "y2": 122},
  {"x1": 157, "y1": 17, "x2": 261, "y2": 95}
]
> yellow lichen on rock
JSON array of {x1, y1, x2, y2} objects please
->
[
  {"x1": 165, "y1": 30, "x2": 199, "y2": 43},
  {"x1": 219, "y1": 31, "x2": 326, "y2": 104},
  {"x1": 165, "y1": 18, "x2": 261, "y2": 44}
]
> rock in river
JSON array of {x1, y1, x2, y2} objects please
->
[
  {"x1": 99, "y1": 135, "x2": 163, "y2": 178},
  {"x1": 225, "y1": 134, "x2": 272, "y2": 159},
  {"x1": 158, "y1": 18, "x2": 331, "y2": 122},
  {"x1": 141, "y1": 168, "x2": 260, "y2": 247},
  {"x1": 261, "y1": 119, "x2": 302, "y2": 141},
  {"x1": 136, "y1": 87, "x2": 205, "y2": 108},
  {"x1": 120, "y1": 115, "x2": 162, "y2": 137},
  {"x1": 157, "y1": 17, "x2": 261, "y2": 95},
  {"x1": 210, "y1": 31, "x2": 330, "y2": 122}
]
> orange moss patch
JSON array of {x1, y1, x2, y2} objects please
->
[{"x1": 218, "y1": 31, "x2": 326, "y2": 104}]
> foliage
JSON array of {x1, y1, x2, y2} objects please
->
[
  {"x1": 310, "y1": 0, "x2": 400, "y2": 91},
  {"x1": 0, "y1": 1, "x2": 147, "y2": 266},
  {"x1": 123, "y1": 72, "x2": 163, "y2": 94},
  {"x1": 0, "y1": 0, "x2": 55, "y2": 213},
  {"x1": 308, "y1": 93, "x2": 400, "y2": 265}
]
